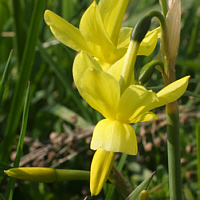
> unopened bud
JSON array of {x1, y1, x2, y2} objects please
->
[
  {"x1": 90, "y1": 148, "x2": 115, "y2": 196},
  {"x1": 139, "y1": 190, "x2": 150, "y2": 200}
]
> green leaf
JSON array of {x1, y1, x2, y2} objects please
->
[
  {"x1": 0, "y1": 0, "x2": 46, "y2": 163},
  {"x1": 41, "y1": 104, "x2": 91, "y2": 128},
  {"x1": 183, "y1": 185, "x2": 195, "y2": 200},
  {"x1": 5, "y1": 82, "x2": 30, "y2": 200},
  {"x1": 0, "y1": 50, "x2": 13, "y2": 106},
  {"x1": 126, "y1": 172, "x2": 155, "y2": 200},
  {"x1": 37, "y1": 41, "x2": 91, "y2": 121},
  {"x1": 10, "y1": 0, "x2": 26, "y2": 63},
  {"x1": 196, "y1": 124, "x2": 200, "y2": 200},
  {"x1": 0, "y1": 193, "x2": 5, "y2": 200},
  {"x1": 0, "y1": 162, "x2": 11, "y2": 171},
  {"x1": 184, "y1": 90, "x2": 200, "y2": 98}
]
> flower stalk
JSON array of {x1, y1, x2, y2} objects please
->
[
  {"x1": 166, "y1": 109, "x2": 182, "y2": 200},
  {"x1": 159, "y1": 0, "x2": 183, "y2": 199}
]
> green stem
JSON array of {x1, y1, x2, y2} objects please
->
[
  {"x1": 148, "y1": 11, "x2": 166, "y2": 29},
  {"x1": 56, "y1": 169, "x2": 90, "y2": 181},
  {"x1": 109, "y1": 166, "x2": 133, "y2": 198},
  {"x1": 166, "y1": 104, "x2": 182, "y2": 200},
  {"x1": 196, "y1": 124, "x2": 200, "y2": 200},
  {"x1": 159, "y1": 0, "x2": 168, "y2": 17}
]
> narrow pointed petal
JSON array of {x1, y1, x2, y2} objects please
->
[
  {"x1": 98, "y1": 0, "x2": 129, "y2": 46},
  {"x1": 130, "y1": 112, "x2": 158, "y2": 123},
  {"x1": 44, "y1": 10, "x2": 91, "y2": 53},
  {"x1": 138, "y1": 27, "x2": 160, "y2": 56},
  {"x1": 79, "y1": 1, "x2": 125, "y2": 63},
  {"x1": 116, "y1": 85, "x2": 157, "y2": 122},
  {"x1": 73, "y1": 56, "x2": 120, "y2": 119},
  {"x1": 156, "y1": 76, "x2": 190, "y2": 105},
  {"x1": 135, "y1": 76, "x2": 190, "y2": 116},
  {"x1": 117, "y1": 27, "x2": 160, "y2": 56},
  {"x1": 90, "y1": 148, "x2": 115, "y2": 196},
  {"x1": 91, "y1": 119, "x2": 138, "y2": 155},
  {"x1": 117, "y1": 27, "x2": 132, "y2": 48}
]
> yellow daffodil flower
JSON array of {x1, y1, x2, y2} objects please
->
[
  {"x1": 73, "y1": 51, "x2": 189, "y2": 155},
  {"x1": 44, "y1": 0, "x2": 160, "y2": 70}
]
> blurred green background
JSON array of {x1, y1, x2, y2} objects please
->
[{"x1": 0, "y1": 0, "x2": 199, "y2": 199}]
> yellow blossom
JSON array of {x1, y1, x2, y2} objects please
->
[
  {"x1": 44, "y1": 0, "x2": 160, "y2": 70},
  {"x1": 73, "y1": 51, "x2": 190, "y2": 155}
]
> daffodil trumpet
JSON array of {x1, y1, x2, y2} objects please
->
[{"x1": 4, "y1": 167, "x2": 90, "y2": 182}]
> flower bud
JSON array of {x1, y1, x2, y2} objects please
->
[
  {"x1": 136, "y1": 60, "x2": 163, "y2": 85},
  {"x1": 139, "y1": 190, "x2": 150, "y2": 200},
  {"x1": 90, "y1": 148, "x2": 115, "y2": 196},
  {"x1": 131, "y1": 16, "x2": 151, "y2": 43},
  {"x1": 5, "y1": 167, "x2": 90, "y2": 182},
  {"x1": 5, "y1": 167, "x2": 56, "y2": 183}
]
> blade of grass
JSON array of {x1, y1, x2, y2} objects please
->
[
  {"x1": 0, "y1": 0, "x2": 46, "y2": 163},
  {"x1": 0, "y1": 50, "x2": 13, "y2": 106},
  {"x1": 126, "y1": 172, "x2": 156, "y2": 200},
  {"x1": 62, "y1": 0, "x2": 75, "y2": 21},
  {"x1": 41, "y1": 104, "x2": 90, "y2": 127},
  {"x1": 0, "y1": 193, "x2": 5, "y2": 200},
  {"x1": 0, "y1": 0, "x2": 9, "y2": 36},
  {"x1": 10, "y1": 0, "x2": 26, "y2": 64},
  {"x1": 0, "y1": 162, "x2": 11, "y2": 171},
  {"x1": 37, "y1": 41, "x2": 91, "y2": 121},
  {"x1": 197, "y1": 124, "x2": 200, "y2": 200},
  {"x1": 5, "y1": 82, "x2": 30, "y2": 200}
]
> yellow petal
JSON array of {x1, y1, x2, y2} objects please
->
[
  {"x1": 44, "y1": 10, "x2": 91, "y2": 53},
  {"x1": 91, "y1": 119, "x2": 138, "y2": 155},
  {"x1": 116, "y1": 85, "x2": 157, "y2": 122},
  {"x1": 79, "y1": 1, "x2": 125, "y2": 63},
  {"x1": 117, "y1": 27, "x2": 160, "y2": 56},
  {"x1": 130, "y1": 112, "x2": 158, "y2": 123},
  {"x1": 90, "y1": 148, "x2": 115, "y2": 196},
  {"x1": 156, "y1": 75, "x2": 190, "y2": 106},
  {"x1": 149, "y1": 76, "x2": 189, "y2": 110},
  {"x1": 74, "y1": 59, "x2": 120, "y2": 119},
  {"x1": 117, "y1": 27, "x2": 132, "y2": 49},
  {"x1": 96, "y1": 59, "x2": 112, "y2": 71},
  {"x1": 138, "y1": 27, "x2": 159, "y2": 56},
  {"x1": 98, "y1": 0, "x2": 129, "y2": 46},
  {"x1": 106, "y1": 54, "x2": 126, "y2": 81},
  {"x1": 73, "y1": 51, "x2": 102, "y2": 87},
  {"x1": 134, "y1": 76, "x2": 190, "y2": 116}
]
